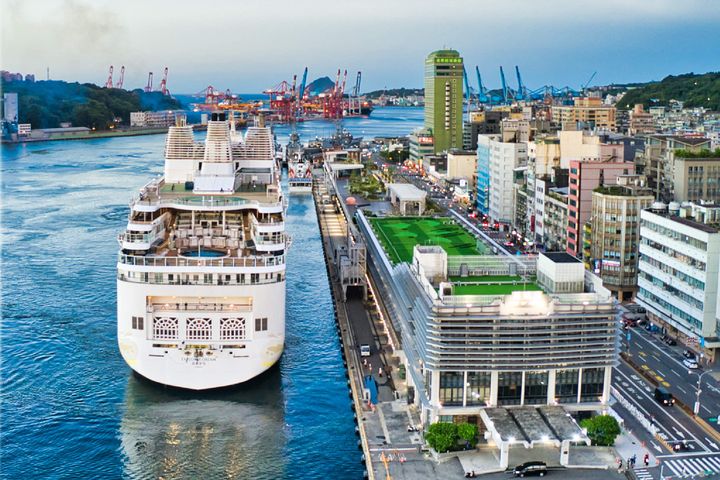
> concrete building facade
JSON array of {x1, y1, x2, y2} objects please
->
[
  {"x1": 552, "y1": 97, "x2": 617, "y2": 131},
  {"x1": 637, "y1": 203, "x2": 720, "y2": 360},
  {"x1": 478, "y1": 134, "x2": 528, "y2": 226},
  {"x1": 587, "y1": 178, "x2": 654, "y2": 301}
]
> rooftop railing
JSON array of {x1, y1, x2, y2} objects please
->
[{"x1": 118, "y1": 253, "x2": 285, "y2": 268}]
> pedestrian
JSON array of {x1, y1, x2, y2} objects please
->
[
  {"x1": 644, "y1": 453, "x2": 649, "y2": 467},
  {"x1": 379, "y1": 367, "x2": 383, "y2": 377},
  {"x1": 368, "y1": 362, "x2": 372, "y2": 372}
]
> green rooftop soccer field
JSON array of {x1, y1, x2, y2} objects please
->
[{"x1": 369, "y1": 217, "x2": 488, "y2": 264}]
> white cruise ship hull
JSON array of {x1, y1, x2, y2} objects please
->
[{"x1": 117, "y1": 279, "x2": 285, "y2": 390}]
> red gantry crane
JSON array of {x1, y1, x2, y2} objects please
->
[
  {"x1": 115, "y1": 65, "x2": 125, "y2": 89},
  {"x1": 104, "y1": 65, "x2": 114, "y2": 88},
  {"x1": 159, "y1": 67, "x2": 169, "y2": 95}
]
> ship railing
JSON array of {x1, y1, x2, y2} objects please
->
[
  {"x1": 118, "y1": 232, "x2": 157, "y2": 243},
  {"x1": 118, "y1": 253, "x2": 285, "y2": 268},
  {"x1": 148, "y1": 302, "x2": 252, "y2": 313},
  {"x1": 248, "y1": 213, "x2": 285, "y2": 228},
  {"x1": 133, "y1": 194, "x2": 283, "y2": 209}
]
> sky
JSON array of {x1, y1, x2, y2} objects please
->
[{"x1": 2, "y1": 0, "x2": 719, "y2": 94}]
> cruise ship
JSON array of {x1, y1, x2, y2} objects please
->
[{"x1": 117, "y1": 113, "x2": 287, "y2": 390}]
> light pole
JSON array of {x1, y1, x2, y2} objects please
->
[{"x1": 689, "y1": 369, "x2": 715, "y2": 416}]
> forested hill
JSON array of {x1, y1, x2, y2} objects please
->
[
  {"x1": 618, "y1": 72, "x2": 720, "y2": 110},
  {"x1": 1, "y1": 79, "x2": 182, "y2": 130}
]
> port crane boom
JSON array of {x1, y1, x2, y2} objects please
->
[
  {"x1": 116, "y1": 66, "x2": 125, "y2": 89},
  {"x1": 145, "y1": 72, "x2": 153, "y2": 93},
  {"x1": 104, "y1": 65, "x2": 114, "y2": 88}
]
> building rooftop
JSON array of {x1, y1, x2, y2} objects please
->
[
  {"x1": 541, "y1": 252, "x2": 581, "y2": 264},
  {"x1": 370, "y1": 217, "x2": 488, "y2": 264}
]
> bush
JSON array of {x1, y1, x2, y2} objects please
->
[
  {"x1": 580, "y1": 415, "x2": 621, "y2": 446},
  {"x1": 425, "y1": 422, "x2": 457, "y2": 453},
  {"x1": 425, "y1": 422, "x2": 478, "y2": 453}
]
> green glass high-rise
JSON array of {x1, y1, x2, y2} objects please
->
[{"x1": 424, "y1": 49, "x2": 464, "y2": 154}]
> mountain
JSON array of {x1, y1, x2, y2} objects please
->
[
  {"x1": 1, "y1": 79, "x2": 182, "y2": 130},
  {"x1": 305, "y1": 76, "x2": 336, "y2": 96},
  {"x1": 617, "y1": 72, "x2": 720, "y2": 110}
]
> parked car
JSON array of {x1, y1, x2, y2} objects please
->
[
  {"x1": 513, "y1": 461, "x2": 548, "y2": 477},
  {"x1": 359, "y1": 344, "x2": 371, "y2": 357},
  {"x1": 683, "y1": 358, "x2": 699, "y2": 369},
  {"x1": 683, "y1": 350, "x2": 697, "y2": 360},
  {"x1": 664, "y1": 337, "x2": 677, "y2": 346},
  {"x1": 626, "y1": 303, "x2": 646, "y2": 314},
  {"x1": 654, "y1": 387, "x2": 675, "y2": 406}
]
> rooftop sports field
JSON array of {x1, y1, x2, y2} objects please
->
[
  {"x1": 451, "y1": 279, "x2": 542, "y2": 296},
  {"x1": 370, "y1": 217, "x2": 487, "y2": 264}
]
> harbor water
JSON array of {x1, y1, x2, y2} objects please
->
[{"x1": 0, "y1": 107, "x2": 422, "y2": 479}]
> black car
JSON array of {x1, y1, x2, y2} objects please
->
[
  {"x1": 683, "y1": 350, "x2": 697, "y2": 359},
  {"x1": 513, "y1": 461, "x2": 548, "y2": 477},
  {"x1": 664, "y1": 337, "x2": 677, "y2": 346}
]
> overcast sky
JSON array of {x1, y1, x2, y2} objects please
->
[{"x1": 2, "y1": 0, "x2": 719, "y2": 94}]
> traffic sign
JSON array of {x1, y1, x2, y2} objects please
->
[{"x1": 708, "y1": 417, "x2": 718, "y2": 423}]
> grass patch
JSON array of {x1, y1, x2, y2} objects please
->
[
  {"x1": 449, "y1": 275, "x2": 523, "y2": 283},
  {"x1": 452, "y1": 282, "x2": 542, "y2": 296},
  {"x1": 370, "y1": 217, "x2": 486, "y2": 264}
]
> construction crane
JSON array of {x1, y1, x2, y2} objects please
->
[
  {"x1": 499, "y1": 66, "x2": 509, "y2": 103},
  {"x1": 159, "y1": 67, "x2": 169, "y2": 95},
  {"x1": 115, "y1": 66, "x2": 125, "y2": 89},
  {"x1": 515, "y1": 66, "x2": 526, "y2": 101},
  {"x1": 353, "y1": 71, "x2": 362, "y2": 97},
  {"x1": 582, "y1": 71, "x2": 597, "y2": 94},
  {"x1": 144, "y1": 72, "x2": 153, "y2": 93},
  {"x1": 104, "y1": 65, "x2": 114, "y2": 88}
]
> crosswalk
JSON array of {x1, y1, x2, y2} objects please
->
[
  {"x1": 664, "y1": 456, "x2": 720, "y2": 477},
  {"x1": 634, "y1": 467, "x2": 653, "y2": 480}
]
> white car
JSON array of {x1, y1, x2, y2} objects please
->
[
  {"x1": 683, "y1": 358, "x2": 699, "y2": 370},
  {"x1": 360, "y1": 344, "x2": 371, "y2": 357}
]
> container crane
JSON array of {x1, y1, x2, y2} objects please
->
[
  {"x1": 299, "y1": 67, "x2": 308, "y2": 100},
  {"x1": 500, "y1": 66, "x2": 509, "y2": 103},
  {"x1": 515, "y1": 66, "x2": 526, "y2": 101},
  {"x1": 104, "y1": 65, "x2": 114, "y2": 88},
  {"x1": 115, "y1": 66, "x2": 125, "y2": 89},
  {"x1": 476, "y1": 66, "x2": 489, "y2": 104},
  {"x1": 144, "y1": 72, "x2": 153, "y2": 93},
  {"x1": 159, "y1": 67, "x2": 169, "y2": 95}
]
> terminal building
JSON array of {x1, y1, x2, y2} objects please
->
[{"x1": 356, "y1": 212, "x2": 619, "y2": 434}]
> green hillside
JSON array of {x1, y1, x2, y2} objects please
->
[
  {"x1": 1, "y1": 79, "x2": 182, "y2": 130},
  {"x1": 618, "y1": 72, "x2": 720, "y2": 110}
]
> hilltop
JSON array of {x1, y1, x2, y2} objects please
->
[
  {"x1": 1, "y1": 79, "x2": 182, "y2": 130},
  {"x1": 617, "y1": 72, "x2": 720, "y2": 110},
  {"x1": 364, "y1": 87, "x2": 423, "y2": 99}
]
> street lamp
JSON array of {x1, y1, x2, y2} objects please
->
[{"x1": 688, "y1": 369, "x2": 715, "y2": 415}]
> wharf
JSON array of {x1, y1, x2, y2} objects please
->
[{"x1": 1, "y1": 124, "x2": 207, "y2": 144}]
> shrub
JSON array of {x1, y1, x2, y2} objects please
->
[{"x1": 425, "y1": 422, "x2": 457, "y2": 453}]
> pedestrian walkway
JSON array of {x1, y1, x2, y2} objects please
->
[
  {"x1": 633, "y1": 467, "x2": 654, "y2": 480},
  {"x1": 663, "y1": 455, "x2": 720, "y2": 477}
]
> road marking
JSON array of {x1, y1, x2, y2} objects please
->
[
  {"x1": 615, "y1": 367, "x2": 708, "y2": 451},
  {"x1": 656, "y1": 369, "x2": 667, "y2": 377},
  {"x1": 673, "y1": 426, "x2": 684, "y2": 436},
  {"x1": 702, "y1": 405, "x2": 712, "y2": 414},
  {"x1": 706, "y1": 438, "x2": 719, "y2": 450},
  {"x1": 677, "y1": 385, "x2": 688, "y2": 394}
]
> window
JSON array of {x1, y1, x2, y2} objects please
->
[
  {"x1": 439, "y1": 371, "x2": 463, "y2": 406},
  {"x1": 524, "y1": 371, "x2": 548, "y2": 405},
  {"x1": 131, "y1": 316, "x2": 144, "y2": 330},
  {"x1": 153, "y1": 317, "x2": 178, "y2": 340},
  {"x1": 220, "y1": 318, "x2": 246, "y2": 340},
  {"x1": 186, "y1": 317, "x2": 212, "y2": 340},
  {"x1": 466, "y1": 372, "x2": 491, "y2": 406},
  {"x1": 555, "y1": 369, "x2": 579, "y2": 404},
  {"x1": 580, "y1": 368, "x2": 605, "y2": 402},
  {"x1": 255, "y1": 317, "x2": 268, "y2": 332},
  {"x1": 498, "y1": 372, "x2": 523, "y2": 406}
]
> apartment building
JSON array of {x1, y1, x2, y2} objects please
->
[
  {"x1": 552, "y1": 97, "x2": 616, "y2": 131},
  {"x1": 586, "y1": 177, "x2": 654, "y2": 301},
  {"x1": 637, "y1": 203, "x2": 720, "y2": 360},
  {"x1": 477, "y1": 134, "x2": 528, "y2": 226}
]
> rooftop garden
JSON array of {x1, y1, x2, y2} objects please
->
[
  {"x1": 593, "y1": 185, "x2": 629, "y2": 195},
  {"x1": 370, "y1": 217, "x2": 487, "y2": 264},
  {"x1": 675, "y1": 148, "x2": 720, "y2": 159}
]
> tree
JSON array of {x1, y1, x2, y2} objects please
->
[
  {"x1": 580, "y1": 415, "x2": 621, "y2": 446},
  {"x1": 425, "y1": 422, "x2": 457, "y2": 453}
]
